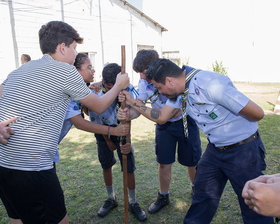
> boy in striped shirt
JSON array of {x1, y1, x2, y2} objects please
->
[{"x1": 0, "y1": 21, "x2": 129, "y2": 224}]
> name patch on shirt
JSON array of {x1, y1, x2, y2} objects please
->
[{"x1": 209, "y1": 112, "x2": 218, "y2": 120}]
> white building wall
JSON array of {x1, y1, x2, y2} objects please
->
[
  {"x1": 96, "y1": 0, "x2": 163, "y2": 84},
  {"x1": 0, "y1": 0, "x2": 163, "y2": 85},
  {"x1": 0, "y1": 3, "x2": 14, "y2": 81}
]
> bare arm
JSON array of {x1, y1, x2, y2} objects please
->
[
  {"x1": 70, "y1": 114, "x2": 129, "y2": 136},
  {"x1": 128, "y1": 107, "x2": 141, "y2": 120},
  {"x1": 239, "y1": 100, "x2": 264, "y2": 121},
  {"x1": 117, "y1": 91, "x2": 141, "y2": 121},
  {"x1": 122, "y1": 91, "x2": 179, "y2": 124},
  {"x1": 80, "y1": 72, "x2": 129, "y2": 114}
]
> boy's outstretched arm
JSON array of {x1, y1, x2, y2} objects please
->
[
  {"x1": 80, "y1": 73, "x2": 129, "y2": 114},
  {"x1": 70, "y1": 114, "x2": 129, "y2": 136}
]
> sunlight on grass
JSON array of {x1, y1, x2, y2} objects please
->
[
  {"x1": 0, "y1": 84, "x2": 279, "y2": 224},
  {"x1": 90, "y1": 159, "x2": 100, "y2": 166},
  {"x1": 174, "y1": 199, "x2": 189, "y2": 211},
  {"x1": 68, "y1": 153, "x2": 90, "y2": 161}
]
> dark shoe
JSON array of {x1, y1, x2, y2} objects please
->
[
  {"x1": 129, "y1": 202, "x2": 147, "y2": 222},
  {"x1": 148, "y1": 192, "x2": 170, "y2": 214},
  {"x1": 97, "y1": 198, "x2": 118, "y2": 217}
]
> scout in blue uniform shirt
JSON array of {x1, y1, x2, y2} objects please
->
[
  {"x1": 118, "y1": 49, "x2": 201, "y2": 214},
  {"x1": 89, "y1": 63, "x2": 147, "y2": 222},
  {"x1": 121, "y1": 58, "x2": 274, "y2": 224}
]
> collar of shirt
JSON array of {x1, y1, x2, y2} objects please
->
[{"x1": 43, "y1": 54, "x2": 55, "y2": 62}]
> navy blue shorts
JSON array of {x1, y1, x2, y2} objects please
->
[
  {"x1": 95, "y1": 134, "x2": 136, "y2": 173},
  {"x1": 155, "y1": 116, "x2": 201, "y2": 166},
  {"x1": 184, "y1": 132, "x2": 274, "y2": 224},
  {"x1": 0, "y1": 166, "x2": 67, "y2": 224}
]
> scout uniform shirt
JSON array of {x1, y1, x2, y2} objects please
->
[
  {"x1": 54, "y1": 100, "x2": 82, "y2": 162},
  {"x1": 166, "y1": 67, "x2": 258, "y2": 147},
  {"x1": 89, "y1": 84, "x2": 138, "y2": 125}
]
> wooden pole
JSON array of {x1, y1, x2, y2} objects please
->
[{"x1": 121, "y1": 45, "x2": 129, "y2": 224}]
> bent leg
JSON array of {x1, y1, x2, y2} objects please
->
[
  {"x1": 103, "y1": 168, "x2": 113, "y2": 187},
  {"x1": 159, "y1": 163, "x2": 172, "y2": 193},
  {"x1": 226, "y1": 139, "x2": 274, "y2": 224},
  {"x1": 184, "y1": 145, "x2": 227, "y2": 224},
  {"x1": 58, "y1": 214, "x2": 69, "y2": 224},
  {"x1": 10, "y1": 219, "x2": 23, "y2": 224},
  {"x1": 187, "y1": 166, "x2": 196, "y2": 184}
]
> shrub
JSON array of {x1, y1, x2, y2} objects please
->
[{"x1": 212, "y1": 60, "x2": 228, "y2": 76}]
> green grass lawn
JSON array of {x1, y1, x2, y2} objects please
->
[{"x1": 1, "y1": 114, "x2": 279, "y2": 224}]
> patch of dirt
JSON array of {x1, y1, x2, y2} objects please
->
[{"x1": 234, "y1": 82, "x2": 280, "y2": 106}]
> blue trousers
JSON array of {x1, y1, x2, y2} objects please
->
[{"x1": 184, "y1": 135, "x2": 274, "y2": 224}]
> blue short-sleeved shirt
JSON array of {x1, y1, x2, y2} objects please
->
[
  {"x1": 166, "y1": 70, "x2": 258, "y2": 146},
  {"x1": 89, "y1": 84, "x2": 138, "y2": 125},
  {"x1": 138, "y1": 79, "x2": 182, "y2": 122},
  {"x1": 54, "y1": 100, "x2": 81, "y2": 162}
]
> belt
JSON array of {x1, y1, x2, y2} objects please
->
[
  {"x1": 166, "y1": 119, "x2": 182, "y2": 125},
  {"x1": 215, "y1": 131, "x2": 259, "y2": 150}
]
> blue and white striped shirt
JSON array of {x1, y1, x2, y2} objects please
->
[{"x1": 0, "y1": 54, "x2": 91, "y2": 171}]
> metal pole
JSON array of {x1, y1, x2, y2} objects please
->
[
  {"x1": 8, "y1": 0, "x2": 19, "y2": 68},
  {"x1": 98, "y1": 0, "x2": 105, "y2": 66},
  {"x1": 60, "y1": 0, "x2": 64, "y2": 21}
]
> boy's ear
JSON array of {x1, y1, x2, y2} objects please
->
[
  {"x1": 60, "y1": 43, "x2": 66, "y2": 55},
  {"x1": 56, "y1": 43, "x2": 66, "y2": 55},
  {"x1": 166, "y1": 77, "x2": 175, "y2": 87}
]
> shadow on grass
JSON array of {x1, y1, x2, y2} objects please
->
[{"x1": 1, "y1": 115, "x2": 279, "y2": 223}]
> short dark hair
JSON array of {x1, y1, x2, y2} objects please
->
[
  {"x1": 102, "y1": 63, "x2": 121, "y2": 85},
  {"x1": 21, "y1": 54, "x2": 31, "y2": 62},
  {"x1": 146, "y1": 59, "x2": 183, "y2": 84},
  {"x1": 74, "y1": 53, "x2": 89, "y2": 70},
  {"x1": 133, "y1": 49, "x2": 159, "y2": 73},
  {"x1": 39, "y1": 21, "x2": 83, "y2": 54}
]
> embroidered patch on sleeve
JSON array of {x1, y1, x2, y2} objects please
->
[{"x1": 209, "y1": 112, "x2": 218, "y2": 120}]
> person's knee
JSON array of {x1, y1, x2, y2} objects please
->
[
  {"x1": 10, "y1": 218, "x2": 23, "y2": 224},
  {"x1": 58, "y1": 214, "x2": 69, "y2": 224},
  {"x1": 159, "y1": 163, "x2": 172, "y2": 172},
  {"x1": 103, "y1": 167, "x2": 112, "y2": 173}
]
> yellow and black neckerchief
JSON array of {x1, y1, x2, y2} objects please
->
[{"x1": 181, "y1": 66, "x2": 200, "y2": 136}]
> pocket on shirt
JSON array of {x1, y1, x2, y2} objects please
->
[{"x1": 193, "y1": 104, "x2": 221, "y2": 121}]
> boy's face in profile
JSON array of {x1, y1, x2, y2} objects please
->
[
  {"x1": 103, "y1": 82, "x2": 114, "y2": 92},
  {"x1": 63, "y1": 41, "x2": 78, "y2": 65},
  {"x1": 139, "y1": 69, "x2": 151, "y2": 83}
]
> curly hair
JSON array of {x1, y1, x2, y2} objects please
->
[
  {"x1": 133, "y1": 49, "x2": 159, "y2": 73},
  {"x1": 39, "y1": 21, "x2": 83, "y2": 54},
  {"x1": 102, "y1": 63, "x2": 121, "y2": 85},
  {"x1": 74, "y1": 53, "x2": 89, "y2": 70}
]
